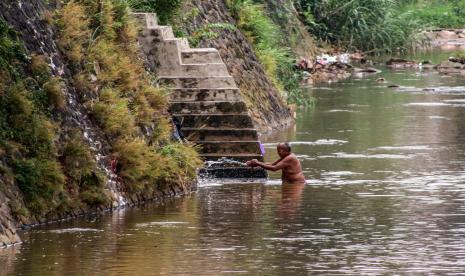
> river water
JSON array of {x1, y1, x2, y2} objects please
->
[{"x1": 3, "y1": 50, "x2": 465, "y2": 275}]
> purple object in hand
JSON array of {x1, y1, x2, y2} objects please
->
[{"x1": 259, "y1": 142, "x2": 265, "y2": 156}]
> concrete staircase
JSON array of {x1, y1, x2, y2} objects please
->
[{"x1": 135, "y1": 13, "x2": 266, "y2": 178}]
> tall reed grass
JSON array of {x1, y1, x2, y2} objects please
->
[
  {"x1": 295, "y1": 0, "x2": 422, "y2": 53},
  {"x1": 399, "y1": 0, "x2": 465, "y2": 29}
]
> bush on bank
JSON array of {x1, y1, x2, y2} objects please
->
[
  {"x1": 0, "y1": 18, "x2": 109, "y2": 219},
  {"x1": 0, "y1": 0, "x2": 201, "y2": 220},
  {"x1": 57, "y1": 0, "x2": 202, "y2": 194}
]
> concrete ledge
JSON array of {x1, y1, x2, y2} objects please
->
[
  {"x1": 159, "y1": 76, "x2": 237, "y2": 89},
  {"x1": 170, "y1": 101, "x2": 247, "y2": 114},
  {"x1": 200, "y1": 153, "x2": 263, "y2": 162},
  {"x1": 199, "y1": 167, "x2": 267, "y2": 178},
  {"x1": 182, "y1": 49, "x2": 222, "y2": 63},
  {"x1": 197, "y1": 141, "x2": 261, "y2": 154},
  {"x1": 169, "y1": 88, "x2": 242, "y2": 102},
  {"x1": 183, "y1": 128, "x2": 258, "y2": 141},
  {"x1": 173, "y1": 114, "x2": 254, "y2": 128}
]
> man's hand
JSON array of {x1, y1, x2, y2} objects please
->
[{"x1": 246, "y1": 159, "x2": 259, "y2": 167}]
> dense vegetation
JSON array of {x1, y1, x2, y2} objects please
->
[
  {"x1": 294, "y1": 0, "x2": 422, "y2": 53},
  {"x1": 126, "y1": 0, "x2": 182, "y2": 24},
  {"x1": 294, "y1": 0, "x2": 465, "y2": 53},
  {"x1": 57, "y1": 0, "x2": 201, "y2": 194},
  {"x1": 0, "y1": 0, "x2": 201, "y2": 221},
  {"x1": 0, "y1": 19, "x2": 109, "y2": 220},
  {"x1": 226, "y1": 0, "x2": 312, "y2": 106},
  {"x1": 399, "y1": 0, "x2": 465, "y2": 29}
]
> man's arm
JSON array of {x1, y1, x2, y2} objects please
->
[
  {"x1": 271, "y1": 158, "x2": 283, "y2": 166},
  {"x1": 251, "y1": 157, "x2": 289, "y2": 172}
]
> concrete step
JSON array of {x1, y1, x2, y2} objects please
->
[
  {"x1": 199, "y1": 153, "x2": 264, "y2": 162},
  {"x1": 169, "y1": 88, "x2": 242, "y2": 102},
  {"x1": 182, "y1": 128, "x2": 258, "y2": 141},
  {"x1": 170, "y1": 101, "x2": 247, "y2": 114},
  {"x1": 173, "y1": 114, "x2": 254, "y2": 128},
  {"x1": 178, "y1": 38, "x2": 189, "y2": 50},
  {"x1": 142, "y1": 28, "x2": 188, "y2": 51},
  {"x1": 198, "y1": 167, "x2": 267, "y2": 178},
  {"x1": 159, "y1": 76, "x2": 237, "y2": 89},
  {"x1": 133, "y1": 13, "x2": 158, "y2": 29},
  {"x1": 143, "y1": 25, "x2": 175, "y2": 40},
  {"x1": 159, "y1": 25, "x2": 174, "y2": 39},
  {"x1": 181, "y1": 49, "x2": 222, "y2": 63},
  {"x1": 160, "y1": 38, "x2": 189, "y2": 51},
  {"x1": 162, "y1": 63, "x2": 229, "y2": 77},
  {"x1": 197, "y1": 141, "x2": 261, "y2": 154}
]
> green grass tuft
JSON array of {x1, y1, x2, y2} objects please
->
[{"x1": 227, "y1": 0, "x2": 312, "y2": 106}]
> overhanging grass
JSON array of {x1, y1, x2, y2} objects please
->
[
  {"x1": 57, "y1": 0, "x2": 200, "y2": 194},
  {"x1": 227, "y1": 0, "x2": 312, "y2": 106},
  {"x1": 0, "y1": 18, "x2": 109, "y2": 218}
]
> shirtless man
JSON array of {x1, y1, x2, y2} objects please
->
[{"x1": 246, "y1": 142, "x2": 306, "y2": 184}]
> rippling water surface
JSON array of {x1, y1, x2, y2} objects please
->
[{"x1": 3, "y1": 53, "x2": 465, "y2": 275}]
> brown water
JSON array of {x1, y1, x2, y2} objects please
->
[{"x1": 3, "y1": 52, "x2": 465, "y2": 275}]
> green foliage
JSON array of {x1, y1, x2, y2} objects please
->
[
  {"x1": 57, "y1": 0, "x2": 200, "y2": 195},
  {"x1": 277, "y1": 62, "x2": 314, "y2": 107},
  {"x1": 295, "y1": 0, "x2": 422, "y2": 53},
  {"x1": 60, "y1": 132, "x2": 109, "y2": 207},
  {"x1": 1, "y1": 84, "x2": 57, "y2": 156},
  {"x1": 112, "y1": 138, "x2": 165, "y2": 192},
  {"x1": 189, "y1": 23, "x2": 236, "y2": 47},
  {"x1": 0, "y1": 42, "x2": 67, "y2": 216},
  {"x1": 30, "y1": 54, "x2": 51, "y2": 81},
  {"x1": 399, "y1": 0, "x2": 465, "y2": 29},
  {"x1": 0, "y1": 20, "x2": 26, "y2": 78},
  {"x1": 159, "y1": 143, "x2": 202, "y2": 180},
  {"x1": 0, "y1": 18, "x2": 109, "y2": 218},
  {"x1": 56, "y1": 1, "x2": 90, "y2": 64},
  {"x1": 126, "y1": 0, "x2": 183, "y2": 24},
  {"x1": 227, "y1": 0, "x2": 311, "y2": 106},
  {"x1": 12, "y1": 158, "x2": 65, "y2": 214},
  {"x1": 8, "y1": 200, "x2": 29, "y2": 221},
  {"x1": 90, "y1": 87, "x2": 137, "y2": 138},
  {"x1": 88, "y1": 39, "x2": 143, "y2": 92},
  {"x1": 43, "y1": 77, "x2": 66, "y2": 110},
  {"x1": 60, "y1": 133, "x2": 98, "y2": 181},
  {"x1": 80, "y1": 188, "x2": 109, "y2": 206}
]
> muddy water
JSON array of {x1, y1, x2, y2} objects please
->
[{"x1": 3, "y1": 54, "x2": 465, "y2": 274}]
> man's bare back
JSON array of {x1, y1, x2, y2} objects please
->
[
  {"x1": 247, "y1": 142, "x2": 305, "y2": 184},
  {"x1": 276, "y1": 153, "x2": 305, "y2": 184}
]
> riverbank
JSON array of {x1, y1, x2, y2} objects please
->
[{"x1": 0, "y1": 181, "x2": 196, "y2": 248}]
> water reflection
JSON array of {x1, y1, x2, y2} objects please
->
[
  {"x1": 0, "y1": 247, "x2": 19, "y2": 276},
  {"x1": 279, "y1": 183, "x2": 304, "y2": 219}
]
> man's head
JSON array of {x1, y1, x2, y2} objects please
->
[{"x1": 277, "y1": 142, "x2": 291, "y2": 158}]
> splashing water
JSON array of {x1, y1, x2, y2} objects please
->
[
  {"x1": 200, "y1": 157, "x2": 267, "y2": 180},
  {"x1": 204, "y1": 157, "x2": 248, "y2": 168}
]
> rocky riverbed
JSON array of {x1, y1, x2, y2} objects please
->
[{"x1": 426, "y1": 29, "x2": 465, "y2": 50}]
